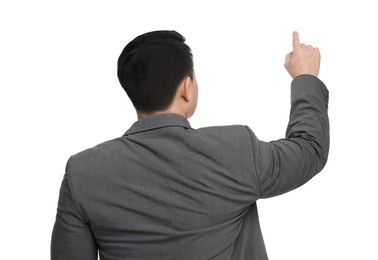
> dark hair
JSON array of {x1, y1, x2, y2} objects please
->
[{"x1": 117, "y1": 30, "x2": 194, "y2": 113}]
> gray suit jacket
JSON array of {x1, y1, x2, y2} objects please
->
[{"x1": 51, "y1": 75, "x2": 329, "y2": 260}]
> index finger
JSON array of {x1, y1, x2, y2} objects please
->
[{"x1": 292, "y1": 31, "x2": 300, "y2": 49}]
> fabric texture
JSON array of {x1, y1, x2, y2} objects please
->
[{"x1": 51, "y1": 74, "x2": 330, "y2": 260}]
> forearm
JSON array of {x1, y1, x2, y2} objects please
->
[
  {"x1": 286, "y1": 74, "x2": 329, "y2": 167},
  {"x1": 256, "y1": 75, "x2": 329, "y2": 198}
]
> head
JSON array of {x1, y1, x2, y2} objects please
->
[{"x1": 117, "y1": 30, "x2": 198, "y2": 119}]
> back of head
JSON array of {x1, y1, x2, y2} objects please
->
[{"x1": 117, "y1": 30, "x2": 194, "y2": 113}]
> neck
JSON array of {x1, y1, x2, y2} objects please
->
[{"x1": 137, "y1": 110, "x2": 187, "y2": 120}]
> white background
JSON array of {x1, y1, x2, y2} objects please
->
[{"x1": 1, "y1": 0, "x2": 377, "y2": 259}]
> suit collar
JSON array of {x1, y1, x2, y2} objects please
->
[{"x1": 124, "y1": 113, "x2": 193, "y2": 136}]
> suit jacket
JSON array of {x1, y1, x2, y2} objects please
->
[{"x1": 51, "y1": 75, "x2": 329, "y2": 260}]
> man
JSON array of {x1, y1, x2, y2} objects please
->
[{"x1": 51, "y1": 30, "x2": 329, "y2": 259}]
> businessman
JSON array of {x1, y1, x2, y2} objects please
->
[{"x1": 51, "y1": 31, "x2": 329, "y2": 259}]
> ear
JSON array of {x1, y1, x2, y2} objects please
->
[{"x1": 180, "y1": 76, "x2": 193, "y2": 102}]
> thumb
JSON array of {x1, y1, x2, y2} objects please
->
[{"x1": 285, "y1": 52, "x2": 292, "y2": 68}]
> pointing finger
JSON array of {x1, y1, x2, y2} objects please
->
[{"x1": 293, "y1": 31, "x2": 300, "y2": 49}]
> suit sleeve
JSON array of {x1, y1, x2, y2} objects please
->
[
  {"x1": 51, "y1": 157, "x2": 98, "y2": 260},
  {"x1": 246, "y1": 74, "x2": 330, "y2": 199}
]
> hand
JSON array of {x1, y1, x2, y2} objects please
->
[{"x1": 285, "y1": 31, "x2": 321, "y2": 78}]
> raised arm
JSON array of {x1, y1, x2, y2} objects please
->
[{"x1": 249, "y1": 32, "x2": 329, "y2": 198}]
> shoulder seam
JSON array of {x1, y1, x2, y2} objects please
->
[
  {"x1": 65, "y1": 155, "x2": 88, "y2": 222},
  {"x1": 243, "y1": 125, "x2": 261, "y2": 198}
]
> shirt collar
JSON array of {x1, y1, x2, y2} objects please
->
[{"x1": 124, "y1": 113, "x2": 193, "y2": 136}]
